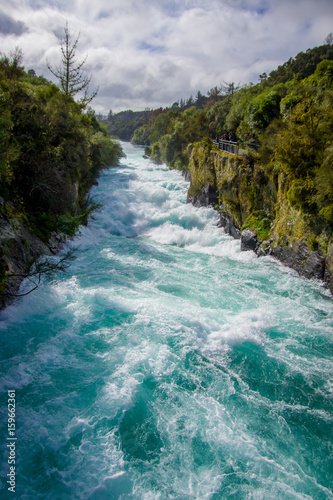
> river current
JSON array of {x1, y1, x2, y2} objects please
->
[{"x1": 0, "y1": 142, "x2": 333, "y2": 499}]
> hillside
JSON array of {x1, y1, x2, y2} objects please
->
[{"x1": 103, "y1": 109, "x2": 151, "y2": 141}]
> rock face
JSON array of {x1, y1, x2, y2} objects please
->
[
  {"x1": 240, "y1": 233, "x2": 327, "y2": 286},
  {"x1": 240, "y1": 232, "x2": 327, "y2": 285},
  {"x1": 186, "y1": 176, "x2": 332, "y2": 293},
  {"x1": 324, "y1": 242, "x2": 333, "y2": 292},
  {"x1": 187, "y1": 184, "x2": 218, "y2": 208},
  {"x1": 271, "y1": 241, "x2": 325, "y2": 281},
  {"x1": 0, "y1": 211, "x2": 66, "y2": 308},
  {"x1": 240, "y1": 230, "x2": 257, "y2": 251},
  {"x1": 185, "y1": 143, "x2": 333, "y2": 293},
  {"x1": 182, "y1": 170, "x2": 191, "y2": 182},
  {"x1": 217, "y1": 211, "x2": 241, "y2": 239}
]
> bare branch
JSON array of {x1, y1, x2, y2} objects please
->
[{"x1": 6, "y1": 247, "x2": 78, "y2": 297}]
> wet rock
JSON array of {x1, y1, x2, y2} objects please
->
[
  {"x1": 187, "y1": 184, "x2": 218, "y2": 208},
  {"x1": 271, "y1": 241, "x2": 325, "y2": 282},
  {"x1": 241, "y1": 230, "x2": 257, "y2": 252},
  {"x1": 48, "y1": 232, "x2": 66, "y2": 255},
  {"x1": 182, "y1": 170, "x2": 191, "y2": 182},
  {"x1": 256, "y1": 239, "x2": 273, "y2": 257},
  {"x1": 0, "y1": 215, "x2": 66, "y2": 308},
  {"x1": 324, "y1": 242, "x2": 333, "y2": 293},
  {"x1": 217, "y1": 212, "x2": 241, "y2": 239},
  {"x1": 302, "y1": 251, "x2": 325, "y2": 280}
]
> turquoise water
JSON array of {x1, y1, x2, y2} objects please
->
[{"x1": 0, "y1": 142, "x2": 333, "y2": 499}]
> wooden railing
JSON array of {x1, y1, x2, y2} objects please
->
[{"x1": 212, "y1": 139, "x2": 259, "y2": 156}]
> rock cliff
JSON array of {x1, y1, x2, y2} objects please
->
[
  {"x1": 0, "y1": 201, "x2": 66, "y2": 308},
  {"x1": 186, "y1": 144, "x2": 333, "y2": 293}
]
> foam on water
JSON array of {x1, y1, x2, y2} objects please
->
[{"x1": 0, "y1": 142, "x2": 332, "y2": 499}]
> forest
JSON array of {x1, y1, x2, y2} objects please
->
[{"x1": 0, "y1": 50, "x2": 124, "y2": 238}]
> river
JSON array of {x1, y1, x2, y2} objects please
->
[{"x1": 0, "y1": 142, "x2": 332, "y2": 499}]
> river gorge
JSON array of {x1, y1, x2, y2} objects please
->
[{"x1": 0, "y1": 142, "x2": 332, "y2": 499}]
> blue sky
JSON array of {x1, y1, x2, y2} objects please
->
[{"x1": 1, "y1": 0, "x2": 332, "y2": 114}]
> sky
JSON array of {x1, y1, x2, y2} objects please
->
[{"x1": 1, "y1": 0, "x2": 333, "y2": 114}]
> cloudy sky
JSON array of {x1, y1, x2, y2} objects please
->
[{"x1": 1, "y1": 0, "x2": 332, "y2": 114}]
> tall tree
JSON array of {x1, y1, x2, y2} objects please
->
[
  {"x1": 48, "y1": 23, "x2": 98, "y2": 106},
  {"x1": 207, "y1": 85, "x2": 223, "y2": 103},
  {"x1": 325, "y1": 32, "x2": 333, "y2": 45},
  {"x1": 222, "y1": 81, "x2": 240, "y2": 96},
  {"x1": 194, "y1": 90, "x2": 206, "y2": 109}
]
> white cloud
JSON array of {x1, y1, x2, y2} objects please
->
[{"x1": 1, "y1": 0, "x2": 333, "y2": 113}]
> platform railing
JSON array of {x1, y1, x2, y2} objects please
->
[{"x1": 212, "y1": 139, "x2": 259, "y2": 156}]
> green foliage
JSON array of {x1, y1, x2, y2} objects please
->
[
  {"x1": 314, "y1": 144, "x2": 333, "y2": 223},
  {"x1": 249, "y1": 89, "x2": 284, "y2": 131},
  {"x1": 0, "y1": 51, "x2": 124, "y2": 240},
  {"x1": 144, "y1": 146, "x2": 152, "y2": 158},
  {"x1": 314, "y1": 59, "x2": 333, "y2": 89},
  {"x1": 55, "y1": 214, "x2": 83, "y2": 237},
  {"x1": 141, "y1": 107, "x2": 208, "y2": 169},
  {"x1": 150, "y1": 143, "x2": 162, "y2": 164},
  {"x1": 0, "y1": 48, "x2": 25, "y2": 80},
  {"x1": 206, "y1": 96, "x2": 233, "y2": 136},
  {"x1": 23, "y1": 71, "x2": 52, "y2": 86},
  {"x1": 224, "y1": 85, "x2": 261, "y2": 138},
  {"x1": 286, "y1": 179, "x2": 315, "y2": 211},
  {"x1": 280, "y1": 94, "x2": 301, "y2": 116},
  {"x1": 149, "y1": 110, "x2": 179, "y2": 145},
  {"x1": 242, "y1": 212, "x2": 272, "y2": 240},
  {"x1": 267, "y1": 44, "x2": 333, "y2": 84},
  {"x1": 90, "y1": 131, "x2": 125, "y2": 173},
  {"x1": 188, "y1": 137, "x2": 215, "y2": 197},
  {"x1": 131, "y1": 124, "x2": 149, "y2": 145}
]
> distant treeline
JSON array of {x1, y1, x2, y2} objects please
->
[{"x1": 102, "y1": 91, "x2": 209, "y2": 141}]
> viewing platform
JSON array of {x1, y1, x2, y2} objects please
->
[{"x1": 213, "y1": 139, "x2": 259, "y2": 156}]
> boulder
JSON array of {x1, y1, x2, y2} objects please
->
[
  {"x1": 241, "y1": 230, "x2": 257, "y2": 251},
  {"x1": 187, "y1": 184, "x2": 218, "y2": 208}
]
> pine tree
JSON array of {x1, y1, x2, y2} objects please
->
[{"x1": 48, "y1": 23, "x2": 98, "y2": 106}]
